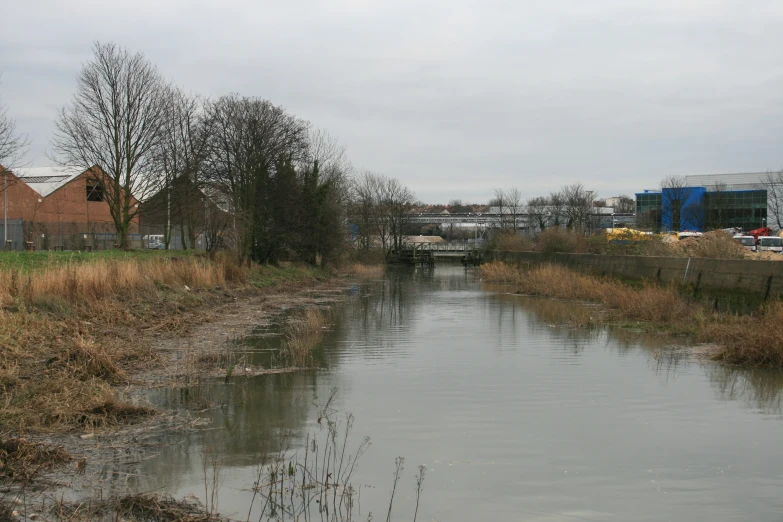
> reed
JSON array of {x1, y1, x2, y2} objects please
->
[
  {"x1": 0, "y1": 255, "x2": 248, "y2": 308},
  {"x1": 480, "y1": 261, "x2": 783, "y2": 367},
  {"x1": 348, "y1": 263, "x2": 385, "y2": 278},
  {"x1": 281, "y1": 308, "x2": 330, "y2": 367}
]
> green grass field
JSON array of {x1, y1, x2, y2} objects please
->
[{"x1": 0, "y1": 249, "x2": 198, "y2": 271}]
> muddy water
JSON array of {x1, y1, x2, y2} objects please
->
[{"x1": 141, "y1": 266, "x2": 783, "y2": 521}]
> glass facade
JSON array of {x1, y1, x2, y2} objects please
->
[
  {"x1": 635, "y1": 192, "x2": 662, "y2": 232},
  {"x1": 635, "y1": 189, "x2": 767, "y2": 232},
  {"x1": 702, "y1": 190, "x2": 767, "y2": 232}
]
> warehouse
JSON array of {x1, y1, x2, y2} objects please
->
[{"x1": 0, "y1": 165, "x2": 139, "y2": 250}]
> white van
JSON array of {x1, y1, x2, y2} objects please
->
[
  {"x1": 143, "y1": 234, "x2": 165, "y2": 249},
  {"x1": 733, "y1": 235, "x2": 757, "y2": 251},
  {"x1": 757, "y1": 236, "x2": 783, "y2": 254}
]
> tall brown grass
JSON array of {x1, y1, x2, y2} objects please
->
[
  {"x1": 480, "y1": 261, "x2": 783, "y2": 367},
  {"x1": 349, "y1": 263, "x2": 385, "y2": 279},
  {"x1": 0, "y1": 255, "x2": 327, "y2": 432},
  {"x1": 0, "y1": 255, "x2": 247, "y2": 308},
  {"x1": 705, "y1": 301, "x2": 783, "y2": 366},
  {"x1": 281, "y1": 308, "x2": 330, "y2": 366}
]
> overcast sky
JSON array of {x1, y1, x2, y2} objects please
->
[{"x1": 2, "y1": 0, "x2": 783, "y2": 203}]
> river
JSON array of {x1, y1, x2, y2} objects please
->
[{"x1": 140, "y1": 265, "x2": 783, "y2": 521}]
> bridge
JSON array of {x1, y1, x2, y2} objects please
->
[
  {"x1": 391, "y1": 241, "x2": 483, "y2": 265},
  {"x1": 406, "y1": 211, "x2": 636, "y2": 229}
]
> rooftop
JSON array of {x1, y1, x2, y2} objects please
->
[{"x1": 15, "y1": 166, "x2": 85, "y2": 197}]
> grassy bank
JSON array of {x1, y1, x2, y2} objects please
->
[
  {"x1": 480, "y1": 261, "x2": 783, "y2": 367},
  {"x1": 0, "y1": 252, "x2": 331, "y2": 432}
]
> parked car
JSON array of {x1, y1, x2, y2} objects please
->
[{"x1": 144, "y1": 234, "x2": 165, "y2": 249}]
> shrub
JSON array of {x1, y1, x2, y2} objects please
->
[
  {"x1": 489, "y1": 231, "x2": 533, "y2": 252},
  {"x1": 535, "y1": 228, "x2": 584, "y2": 254}
]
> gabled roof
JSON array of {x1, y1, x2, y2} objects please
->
[{"x1": 15, "y1": 166, "x2": 86, "y2": 197}]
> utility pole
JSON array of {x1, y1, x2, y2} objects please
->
[
  {"x1": 166, "y1": 179, "x2": 171, "y2": 250},
  {"x1": 3, "y1": 170, "x2": 7, "y2": 249}
]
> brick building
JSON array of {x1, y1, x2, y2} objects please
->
[{"x1": 0, "y1": 165, "x2": 139, "y2": 250}]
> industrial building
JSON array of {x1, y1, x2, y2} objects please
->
[
  {"x1": 636, "y1": 172, "x2": 771, "y2": 233},
  {"x1": 0, "y1": 165, "x2": 139, "y2": 250}
]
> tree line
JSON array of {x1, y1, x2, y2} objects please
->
[
  {"x1": 488, "y1": 183, "x2": 632, "y2": 234},
  {"x1": 2, "y1": 41, "x2": 418, "y2": 264}
]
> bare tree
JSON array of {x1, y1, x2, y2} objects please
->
[
  {"x1": 660, "y1": 175, "x2": 697, "y2": 232},
  {"x1": 381, "y1": 176, "x2": 416, "y2": 254},
  {"x1": 505, "y1": 187, "x2": 523, "y2": 231},
  {"x1": 526, "y1": 196, "x2": 550, "y2": 232},
  {"x1": 205, "y1": 94, "x2": 309, "y2": 263},
  {"x1": 759, "y1": 171, "x2": 783, "y2": 230},
  {"x1": 548, "y1": 190, "x2": 565, "y2": 228},
  {"x1": 349, "y1": 172, "x2": 415, "y2": 258},
  {"x1": 52, "y1": 42, "x2": 168, "y2": 248},
  {"x1": 351, "y1": 171, "x2": 383, "y2": 252},
  {"x1": 562, "y1": 182, "x2": 595, "y2": 231},
  {"x1": 614, "y1": 195, "x2": 635, "y2": 214},
  {"x1": 153, "y1": 87, "x2": 211, "y2": 249},
  {"x1": 489, "y1": 189, "x2": 507, "y2": 231}
]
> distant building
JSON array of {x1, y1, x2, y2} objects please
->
[
  {"x1": 636, "y1": 172, "x2": 770, "y2": 233},
  {"x1": 139, "y1": 175, "x2": 231, "y2": 250},
  {"x1": 0, "y1": 165, "x2": 139, "y2": 249}
]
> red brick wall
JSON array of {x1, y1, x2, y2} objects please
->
[{"x1": 1, "y1": 169, "x2": 139, "y2": 231}]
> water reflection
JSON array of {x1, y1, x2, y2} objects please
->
[{"x1": 706, "y1": 366, "x2": 783, "y2": 416}]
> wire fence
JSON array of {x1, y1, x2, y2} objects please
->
[
  {"x1": 0, "y1": 221, "x2": 205, "y2": 251},
  {"x1": 492, "y1": 251, "x2": 783, "y2": 302}
]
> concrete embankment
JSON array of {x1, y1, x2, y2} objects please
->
[{"x1": 489, "y1": 251, "x2": 783, "y2": 299}]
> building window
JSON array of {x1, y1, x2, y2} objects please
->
[{"x1": 86, "y1": 183, "x2": 104, "y2": 202}]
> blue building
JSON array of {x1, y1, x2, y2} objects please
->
[{"x1": 636, "y1": 173, "x2": 769, "y2": 233}]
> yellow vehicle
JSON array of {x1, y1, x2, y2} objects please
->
[{"x1": 605, "y1": 228, "x2": 654, "y2": 242}]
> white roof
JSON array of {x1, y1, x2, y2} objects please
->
[
  {"x1": 683, "y1": 172, "x2": 769, "y2": 191},
  {"x1": 15, "y1": 166, "x2": 85, "y2": 197}
]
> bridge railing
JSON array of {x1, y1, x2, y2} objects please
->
[{"x1": 403, "y1": 241, "x2": 480, "y2": 252}]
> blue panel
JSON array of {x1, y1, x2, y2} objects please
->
[{"x1": 661, "y1": 186, "x2": 705, "y2": 232}]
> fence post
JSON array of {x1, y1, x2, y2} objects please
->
[{"x1": 763, "y1": 275, "x2": 773, "y2": 302}]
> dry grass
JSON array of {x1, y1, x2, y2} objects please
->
[
  {"x1": 480, "y1": 261, "x2": 783, "y2": 367},
  {"x1": 0, "y1": 438, "x2": 72, "y2": 483},
  {"x1": 54, "y1": 493, "x2": 223, "y2": 521},
  {"x1": 0, "y1": 253, "x2": 330, "y2": 433},
  {"x1": 0, "y1": 255, "x2": 247, "y2": 308},
  {"x1": 349, "y1": 263, "x2": 385, "y2": 278},
  {"x1": 282, "y1": 308, "x2": 330, "y2": 366},
  {"x1": 705, "y1": 301, "x2": 783, "y2": 366}
]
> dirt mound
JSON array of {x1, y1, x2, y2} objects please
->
[
  {"x1": 748, "y1": 251, "x2": 783, "y2": 261},
  {"x1": 670, "y1": 231, "x2": 747, "y2": 260}
]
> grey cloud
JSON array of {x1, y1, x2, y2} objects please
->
[{"x1": 2, "y1": 0, "x2": 783, "y2": 203}]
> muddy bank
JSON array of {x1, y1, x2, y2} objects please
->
[
  {"x1": 0, "y1": 267, "x2": 352, "y2": 520},
  {"x1": 136, "y1": 279, "x2": 349, "y2": 386}
]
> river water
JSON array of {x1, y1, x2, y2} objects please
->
[{"x1": 141, "y1": 266, "x2": 783, "y2": 521}]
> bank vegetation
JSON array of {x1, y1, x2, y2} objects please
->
[
  {"x1": 480, "y1": 261, "x2": 783, "y2": 367},
  {"x1": 0, "y1": 252, "x2": 337, "y2": 433}
]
